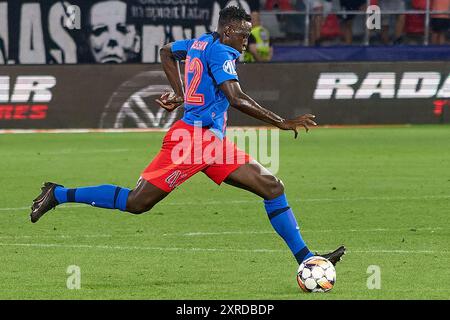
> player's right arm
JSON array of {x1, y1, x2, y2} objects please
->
[
  {"x1": 157, "y1": 42, "x2": 189, "y2": 112},
  {"x1": 220, "y1": 80, "x2": 317, "y2": 139}
]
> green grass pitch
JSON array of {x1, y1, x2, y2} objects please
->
[{"x1": 0, "y1": 125, "x2": 449, "y2": 299}]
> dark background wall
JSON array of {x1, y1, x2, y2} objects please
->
[{"x1": 0, "y1": 61, "x2": 449, "y2": 129}]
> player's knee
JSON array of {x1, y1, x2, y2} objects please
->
[
  {"x1": 126, "y1": 193, "x2": 154, "y2": 215},
  {"x1": 266, "y1": 176, "x2": 285, "y2": 199},
  {"x1": 127, "y1": 202, "x2": 153, "y2": 215}
]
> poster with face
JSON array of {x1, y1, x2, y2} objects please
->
[{"x1": 88, "y1": 0, "x2": 140, "y2": 63}]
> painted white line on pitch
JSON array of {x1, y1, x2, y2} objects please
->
[
  {"x1": 43, "y1": 148, "x2": 130, "y2": 155},
  {"x1": 0, "y1": 242, "x2": 282, "y2": 253},
  {"x1": 350, "y1": 249, "x2": 443, "y2": 254},
  {"x1": 0, "y1": 242, "x2": 447, "y2": 255},
  {"x1": 0, "y1": 128, "x2": 169, "y2": 134},
  {"x1": 162, "y1": 194, "x2": 450, "y2": 206},
  {"x1": 174, "y1": 227, "x2": 444, "y2": 237},
  {"x1": 0, "y1": 126, "x2": 275, "y2": 135},
  {"x1": 0, "y1": 227, "x2": 442, "y2": 239},
  {"x1": 0, "y1": 125, "x2": 412, "y2": 135},
  {"x1": 0, "y1": 234, "x2": 113, "y2": 240},
  {"x1": 0, "y1": 227, "x2": 443, "y2": 240},
  {"x1": 2, "y1": 194, "x2": 449, "y2": 212},
  {"x1": 2, "y1": 149, "x2": 130, "y2": 156},
  {"x1": 0, "y1": 204, "x2": 85, "y2": 212}
]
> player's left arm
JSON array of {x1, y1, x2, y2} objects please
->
[{"x1": 220, "y1": 80, "x2": 316, "y2": 138}]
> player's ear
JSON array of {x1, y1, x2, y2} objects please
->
[{"x1": 223, "y1": 25, "x2": 232, "y2": 39}]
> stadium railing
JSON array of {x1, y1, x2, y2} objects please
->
[{"x1": 260, "y1": 0, "x2": 450, "y2": 46}]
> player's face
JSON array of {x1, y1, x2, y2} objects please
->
[{"x1": 226, "y1": 21, "x2": 252, "y2": 53}]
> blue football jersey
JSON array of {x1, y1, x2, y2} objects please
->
[{"x1": 171, "y1": 32, "x2": 240, "y2": 139}]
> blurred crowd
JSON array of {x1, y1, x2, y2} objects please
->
[
  {"x1": 236, "y1": 0, "x2": 449, "y2": 57},
  {"x1": 2, "y1": 0, "x2": 446, "y2": 64}
]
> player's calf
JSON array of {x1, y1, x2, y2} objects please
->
[{"x1": 29, "y1": 178, "x2": 169, "y2": 221}]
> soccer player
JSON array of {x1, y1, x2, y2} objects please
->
[{"x1": 30, "y1": 6, "x2": 345, "y2": 267}]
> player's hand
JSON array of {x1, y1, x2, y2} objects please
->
[
  {"x1": 278, "y1": 114, "x2": 317, "y2": 139},
  {"x1": 155, "y1": 92, "x2": 184, "y2": 112}
]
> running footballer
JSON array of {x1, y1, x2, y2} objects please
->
[{"x1": 30, "y1": 6, "x2": 345, "y2": 267}]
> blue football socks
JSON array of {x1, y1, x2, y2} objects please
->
[
  {"x1": 54, "y1": 185, "x2": 130, "y2": 211},
  {"x1": 264, "y1": 193, "x2": 313, "y2": 264}
]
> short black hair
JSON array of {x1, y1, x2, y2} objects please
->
[{"x1": 218, "y1": 6, "x2": 252, "y2": 28}]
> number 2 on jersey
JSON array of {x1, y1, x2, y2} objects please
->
[{"x1": 185, "y1": 56, "x2": 205, "y2": 105}]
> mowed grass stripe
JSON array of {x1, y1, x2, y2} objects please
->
[
  {"x1": 0, "y1": 226, "x2": 446, "y2": 240},
  {"x1": 2, "y1": 194, "x2": 449, "y2": 212},
  {"x1": 1, "y1": 242, "x2": 449, "y2": 255}
]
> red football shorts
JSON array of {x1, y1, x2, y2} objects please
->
[{"x1": 141, "y1": 120, "x2": 252, "y2": 192}]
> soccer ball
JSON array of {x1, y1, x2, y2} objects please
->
[{"x1": 296, "y1": 256, "x2": 336, "y2": 293}]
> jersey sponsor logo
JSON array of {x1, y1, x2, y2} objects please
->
[
  {"x1": 222, "y1": 60, "x2": 237, "y2": 76},
  {"x1": 313, "y1": 72, "x2": 450, "y2": 100},
  {"x1": 0, "y1": 75, "x2": 55, "y2": 120}
]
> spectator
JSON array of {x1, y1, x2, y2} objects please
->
[
  {"x1": 264, "y1": 0, "x2": 294, "y2": 11},
  {"x1": 245, "y1": 0, "x2": 261, "y2": 13},
  {"x1": 223, "y1": 0, "x2": 254, "y2": 15},
  {"x1": 339, "y1": 0, "x2": 367, "y2": 44},
  {"x1": 379, "y1": 0, "x2": 406, "y2": 45},
  {"x1": 244, "y1": 10, "x2": 273, "y2": 62},
  {"x1": 225, "y1": 0, "x2": 271, "y2": 62},
  {"x1": 430, "y1": 0, "x2": 450, "y2": 45},
  {"x1": 304, "y1": 0, "x2": 333, "y2": 46}
]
